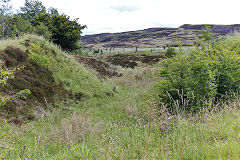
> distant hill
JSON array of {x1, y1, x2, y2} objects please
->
[{"x1": 81, "y1": 24, "x2": 240, "y2": 48}]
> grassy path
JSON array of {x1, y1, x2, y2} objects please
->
[{"x1": 1, "y1": 67, "x2": 240, "y2": 159}]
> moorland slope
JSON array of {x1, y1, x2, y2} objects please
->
[{"x1": 81, "y1": 24, "x2": 240, "y2": 48}]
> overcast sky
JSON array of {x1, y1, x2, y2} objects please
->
[{"x1": 10, "y1": 0, "x2": 240, "y2": 35}]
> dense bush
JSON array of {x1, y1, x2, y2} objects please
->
[
  {"x1": 19, "y1": 0, "x2": 86, "y2": 51},
  {"x1": 155, "y1": 28, "x2": 240, "y2": 112},
  {"x1": 31, "y1": 13, "x2": 86, "y2": 51},
  {"x1": 165, "y1": 46, "x2": 176, "y2": 58},
  {"x1": 0, "y1": 14, "x2": 51, "y2": 40}
]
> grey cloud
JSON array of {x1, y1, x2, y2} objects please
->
[
  {"x1": 110, "y1": 5, "x2": 140, "y2": 12},
  {"x1": 100, "y1": 27, "x2": 113, "y2": 30}
]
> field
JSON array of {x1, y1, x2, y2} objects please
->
[{"x1": 0, "y1": 34, "x2": 240, "y2": 159}]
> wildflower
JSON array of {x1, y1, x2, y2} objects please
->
[{"x1": 160, "y1": 127, "x2": 164, "y2": 131}]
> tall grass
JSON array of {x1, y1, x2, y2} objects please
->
[{"x1": 1, "y1": 66, "x2": 239, "y2": 159}]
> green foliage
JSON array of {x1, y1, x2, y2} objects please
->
[
  {"x1": 20, "y1": 1, "x2": 86, "y2": 51},
  {"x1": 0, "y1": 14, "x2": 50, "y2": 40},
  {"x1": 48, "y1": 7, "x2": 59, "y2": 15},
  {"x1": 8, "y1": 15, "x2": 34, "y2": 36},
  {"x1": 23, "y1": 35, "x2": 111, "y2": 97},
  {"x1": 0, "y1": 34, "x2": 239, "y2": 160},
  {"x1": 29, "y1": 11, "x2": 86, "y2": 51},
  {"x1": 0, "y1": 0, "x2": 12, "y2": 15},
  {"x1": 0, "y1": 118, "x2": 14, "y2": 159},
  {"x1": 50, "y1": 14, "x2": 85, "y2": 51},
  {"x1": 0, "y1": 23, "x2": 5, "y2": 37},
  {"x1": 34, "y1": 13, "x2": 86, "y2": 51},
  {"x1": 1, "y1": 63, "x2": 240, "y2": 159},
  {"x1": 10, "y1": 24, "x2": 17, "y2": 38},
  {"x1": 20, "y1": 0, "x2": 46, "y2": 20},
  {"x1": 0, "y1": 14, "x2": 35, "y2": 39},
  {"x1": 71, "y1": 48, "x2": 88, "y2": 56},
  {"x1": 155, "y1": 27, "x2": 240, "y2": 112},
  {"x1": 0, "y1": 62, "x2": 31, "y2": 107},
  {"x1": 33, "y1": 22, "x2": 52, "y2": 40},
  {"x1": 201, "y1": 25, "x2": 214, "y2": 41},
  {"x1": 0, "y1": 14, "x2": 10, "y2": 38},
  {"x1": 0, "y1": 0, "x2": 86, "y2": 51},
  {"x1": 165, "y1": 46, "x2": 176, "y2": 58},
  {"x1": 27, "y1": 41, "x2": 52, "y2": 68}
]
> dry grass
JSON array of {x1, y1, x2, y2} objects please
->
[
  {"x1": 50, "y1": 114, "x2": 101, "y2": 147},
  {"x1": 124, "y1": 104, "x2": 139, "y2": 117},
  {"x1": 110, "y1": 66, "x2": 161, "y2": 88},
  {"x1": 0, "y1": 34, "x2": 46, "y2": 51}
]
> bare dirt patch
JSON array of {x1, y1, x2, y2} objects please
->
[{"x1": 75, "y1": 56, "x2": 122, "y2": 78}]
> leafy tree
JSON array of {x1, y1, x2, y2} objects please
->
[
  {"x1": 0, "y1": 0, "x2": 12, "y2": 15},
  {"x1": 0, "y1": 14, "x2": 9, "y2": 38},
  {"x1": 20, "y1": 0, "x2": 46, "y2": 19},
  {"x1": 50, "y1": 14, "x2": 86, "y2": 51},
  {"x1": 31, "y1": 13, "x2": 86, "y2": 51},
  {"x1": 48, "y1": 7, "x2": 59, "y2": 15},
  {"x1": 33, "y1": 22, "x2": 52, "y2": 39},
  {"x1": 0, "y1": 14, "x2": 36, "y2": 39},
  {"x1": 0, "y1": 0, "x2": 86, "y2": 50},
  {"x1": 8, "y1": 15, "x2": 35, "y2": 35}
]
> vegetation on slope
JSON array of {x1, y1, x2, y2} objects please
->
[
  {"x1": 24, "y1": 35, "x2": 112, "y2": 96},
  {"x1": 0, "y1": 45, "x2": 69, "y2": 119},
  {"x1": 0, "y1": 65, "x2": 239, "y2": 159},
  {"x1": 0, "y1": 35, "x2": 112, "y2": 120}
]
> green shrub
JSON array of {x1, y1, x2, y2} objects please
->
[
  {"x1": 27, "y1": 40, "x2": 52, "y2": 68},
  {"x1": 30, "y1": 12, "x2": 86, "y2": 51},
  {"x1": 0, "y1": 62, "x2": 31, "y2": 107},
  {"x1": 165, "y1": 46, "x2": 176, "y2": 58},
  {"x1": 33, "y1": 22, "x2": 52, "y2": 40},
  {"x1": 155, "y1": 27, "x2": 240, "y2": 112}
]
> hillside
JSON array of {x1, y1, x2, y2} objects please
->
[{"x1": 81, "y1": 24, "x2": 240, "y2": 48}]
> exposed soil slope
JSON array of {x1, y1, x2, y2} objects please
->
[{"x1": 75, "y1": 56, "x2": 122, "y2": 78}]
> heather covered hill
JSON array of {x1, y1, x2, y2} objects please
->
[
  {"x1": 81, "y1": 24, "x2": 240, "y2": 48},
  {"x1": 0, "y1": 35, "x2": 113, "y2": 120}
]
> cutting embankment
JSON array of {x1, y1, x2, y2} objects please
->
[{"x1": 0, "y1": 35, "x2": 113, "y2": 121}]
